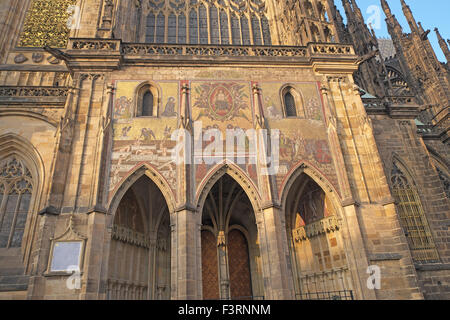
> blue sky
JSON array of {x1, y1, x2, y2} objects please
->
[{"x1": 335, "y1": 0, "x2": 450, "y2": 62}]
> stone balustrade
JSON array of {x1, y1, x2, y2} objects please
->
[{"x1": 67, "y1": 39, "x2": 356, "y2": 59}]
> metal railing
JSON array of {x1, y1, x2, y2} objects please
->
[
  {"x1": 296, "y1": 290, "x2": 354, "y2": 300},
  {"x1": 230, "y1": 296, "x2": 265, "y2": 300},
  {"x1": 204, "y1": 295, "x2": 265, "y2": 300}
]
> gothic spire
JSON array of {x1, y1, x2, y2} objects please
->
[
  {"x1": 435, "y1": 28, "x2": 450, "y2": 62},
  {"x1": 400, "y1": 0, "x2": 419, "y2": 34},
  {"x1": 350, "y1": 0, "x2": 365, "y2": 25},
  {"x1": 380, "y1": 0, "x2": 393, "y2": 18},
  {"x1": 380, "y1": 0, "x2": 403, "y2": 38},
  {"x1": 341, "y1": 0, "x2": 355, "y2": 22}
]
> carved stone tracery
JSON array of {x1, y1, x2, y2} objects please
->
[
  {"x1": 142, "y1": 0, "x2": 272, "y2": 45},
  {"x1": 18, "y1": 0, "x2": 78, "y2": 48},
  {"x1": 0, "y1": 157, "x2": 34, "y2": 248}
]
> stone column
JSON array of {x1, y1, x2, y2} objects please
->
[
  {"x1": 340, "y1": 203, "x2": 377, "y2": 300},
  {"x1": 79, "y1": 210, "x2": 108, "y2": 300},
  {"x1": 257, "y1": 205, "x2": 295, "y2": 299},
  {"x1": 217, "y1": 231, "x2": 230, "y2": 299},
  {"x1": 171, "y1": 208, "x2": 200, "y2": 299}
]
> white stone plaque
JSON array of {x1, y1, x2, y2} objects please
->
[{"x1": 50, "y1": 241, "x2": 83, "y2": 272}]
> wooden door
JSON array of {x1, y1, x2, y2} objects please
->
[
  {"x1": 201, "y1": 230, "x2": 220, "y2": 299},
  {"x1": 228, "y1": 229, "x2": 252, "y2": 299}
]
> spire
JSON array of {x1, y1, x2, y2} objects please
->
[
  {"x1": 435, "y1": 28, "x2": 450, "y2": 62},
  {"x1": 350, "y1": 0, "x2": 364, "y2": 23},
  {"x1": 381, "y1": 0, "x2": 393, "y2": 18},
  {"x1": 400, "y1": 0, "x2": 419, "y2": 34},
  {"x1": 333, "y1": 6, "x2": 350, "y2": 43},
  {"x1": 380, "y1": 0, "x2": 402, "y2": 30},
  {"x1": 418, "y1": 22, "x2": 431, "y2": 39},
  {"x1": 341, "y1": 0, "x2": 355, "y2": 22}
]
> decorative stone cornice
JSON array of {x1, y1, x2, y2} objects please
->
[
  {"x1": 293, "y1": 216, "x2": 342, "y2": 242},
  {"x1": 0, "y1": 86, "x2": 69, "y2": 105},
  {"x1": 111, "y1": 225, "x2": 149, "y2": 248},
  {"x1": 57, "y1": 39, "x2": 359, "y2": 70},
  {"x1": 363, "y1": 95, "x2": 420, "y2": 119}
]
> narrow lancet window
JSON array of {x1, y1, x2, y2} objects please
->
[
  {"x1": 284, "y1": 92, "x2": 297, "y2": 117},
  {"x1": 142, "y1": 91, "x2": 154, "y2": 117}
]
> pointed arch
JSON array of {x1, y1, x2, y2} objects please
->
[
  {"x1": 108, "y1": 163, "x2": 176, "y2": 224},
  {"x1": 106, "y1": 166, "x2": 172, "y2": 300},
  {"x1": 388, "y1": 156, "x2": 440, "y2": 263},
  {"x1": 280, "y1": 161, "x2": 341, "y2": 214},
  {"x1": 428, "y1": 154, "x2": 450, "y2": 199},
  {"x1": 0, "y1": 133, "x2": 44, "y2": 267},
  {"x1": 0, "y1": 110, "x2": 58, "y2": 128},
  {"x1": 281, "y1": 161, "x2": 358, "y2": 300},
  {"x1": 387, "y1": 153, "x2": 417, "y2": 186},
  {"x1": 0, "y1": 133, "x2": 44, "y2": 191},
  {"x1": 199, "y1": 165, "x2": 263, "y2": 300},
  {"x1": 425, "y1": 146, "x2": 450, "y2": 199},
  {"x1": 134, "y1": 81, "x2": 161, "y2": 117},
  {"x1": 195, "y1": 161, "x2": 262, "y2": 218},
  {"x1": 280, "y1": 84, "x2": 306, "y2": 118},
  {"x1": 385, "y1": 66, "x2": 411, "y2": 95},
  {"x1": 426, "y1": 145, "x2": 450, "y2": 170}
]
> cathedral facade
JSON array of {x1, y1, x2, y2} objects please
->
[{"x1": 0, "y1": 0, "x2": 448, "y2": 300}]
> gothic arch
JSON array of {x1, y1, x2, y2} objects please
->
[
  {"x1": 385, "y1": 66, "x2": 411, "y2": 95},
  {"x1": 388, "y1": 155, "x2": 440, "y2": 263},
  {"x1": 0, "y1": 133, "x2": 44, "y2": 266},
  {"x1": 428, "y1": 153, "x2": 450, "y2": 199},
  {"x1": 387, "y1": 154, "x2": 418, "y2": 187},
  {"x1": 281, "y1": 162, "x2": 360, "y2": 300},
  {"x1": 0, "y1": 110, "x2": 59, "y2": 128},
  {"x1": 106, "y1": 170, "x2": 172, "y2": 300},
  {"x1": 195, "y1": 161, "x2": 262, "y2": 219},
  {"x1": 279, "y1": 84, "x2": 306, "y2": 118},
  {"x1": 108, "y1": 164, "x2": 176, "y2": 224},
  {"x1": 280, "y1": 161, "x2": 342, "y2": 214},
  {"x1": 0, "y1": 133, "x2": 44, "y2": 191},
  {"x1": 199, "y1": 169, "x2": 263, "y2": 300},
  {"x1": 134, "y1": 81, "x2": 161, "y2": 117},
  {"x1": 426, "y1": 146, "x2": 450, "y2": 170}
]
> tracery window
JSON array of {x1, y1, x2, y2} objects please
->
[
  {"x1": 199, "y1": 5, "x2": 208, "y2": 44},
  {"x1": 168, "y1": 14, "x2": 177, "y2": 44},
  {"x1": 390, "y1": 162, "x2": 439, "y2": 263},
  {"x1": 143, "y1": 0, "x2": 272, "y2": 45},
  {"x1": 220, "y1": 10, "x2": 229, "y2": 44},
  {"x1": 18, "y1": 0, "x2": 78, "y2": 48},
  {"x1": 0, "y1": 157, "x2": 33, "y2": 249},
  {"x1": 189, "y1": 9, "x2": 199, "y2": 44}
]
